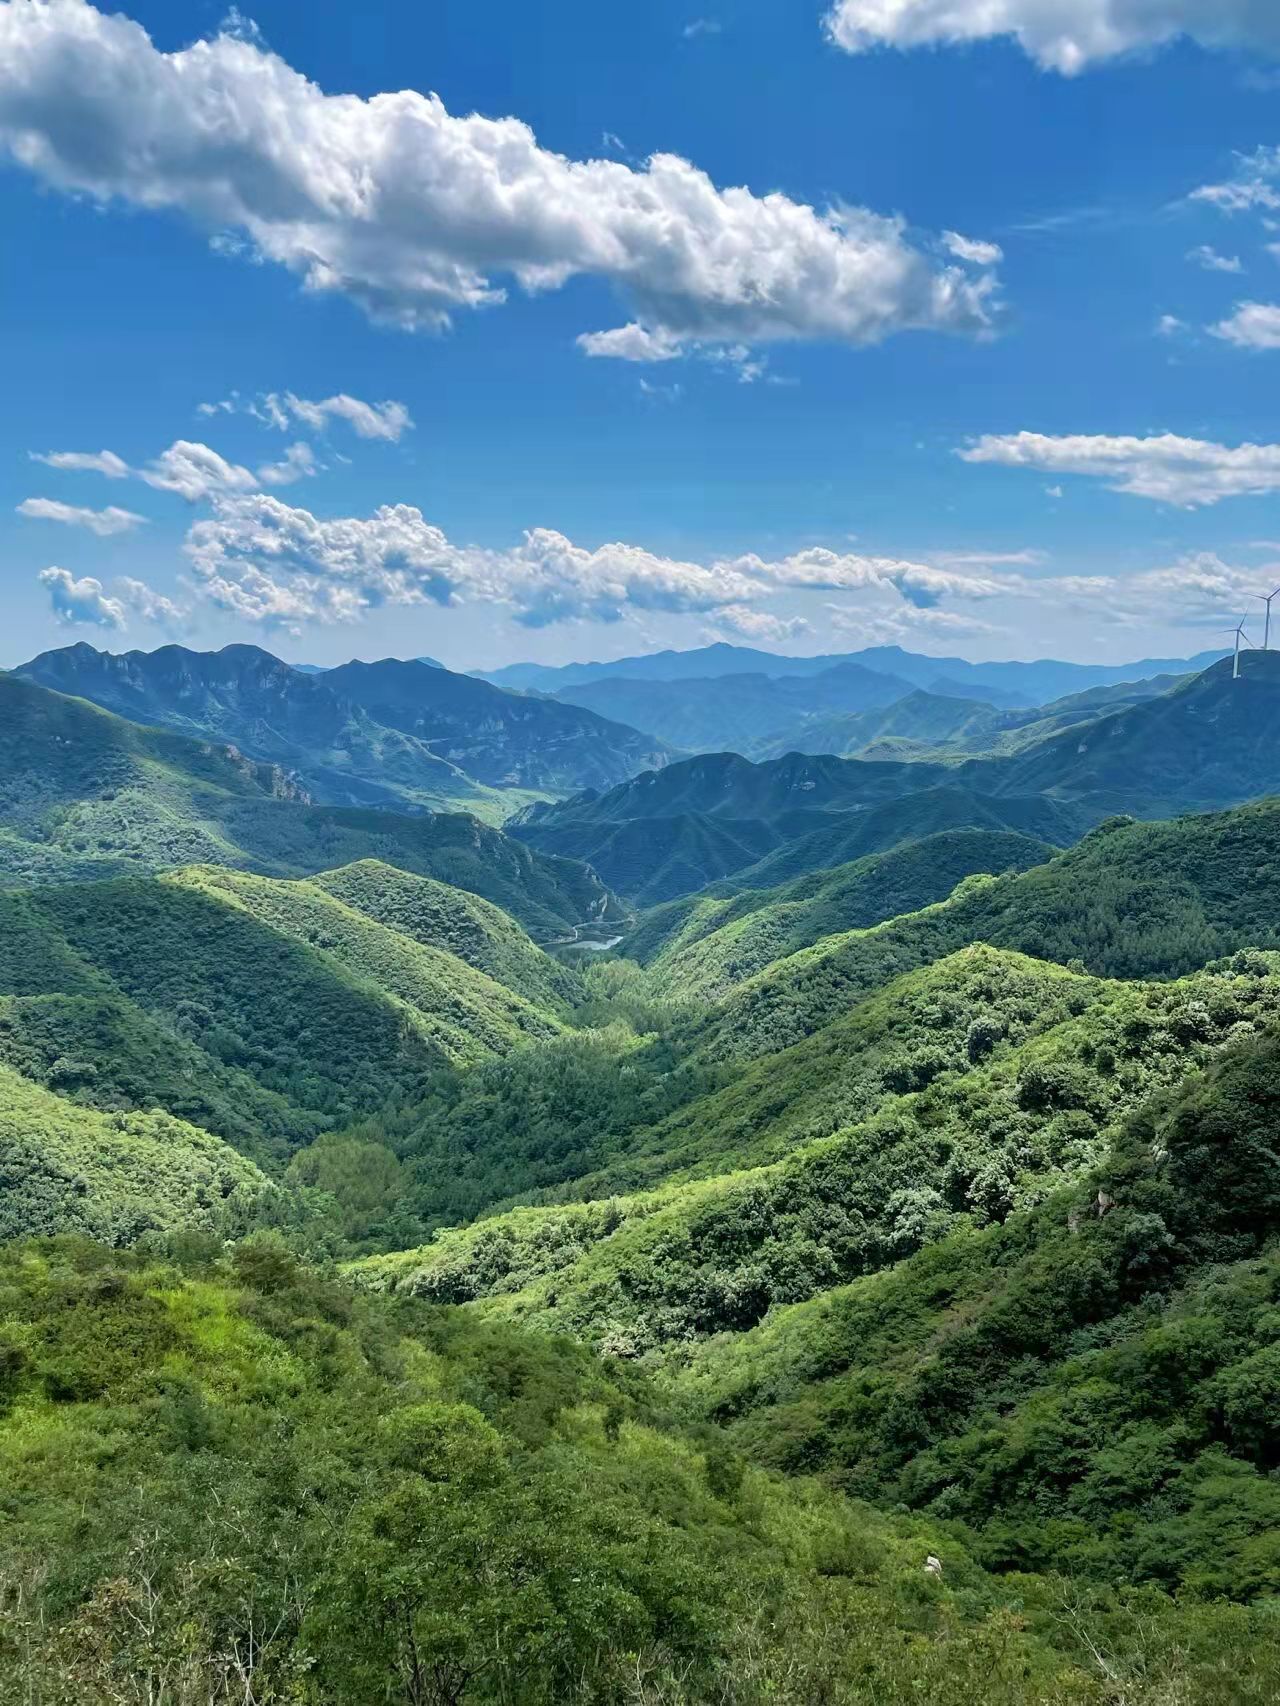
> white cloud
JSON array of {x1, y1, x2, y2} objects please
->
[
  {"x1": 183, "y1": 494, "x2": 763, "y2": 629},
  {"x1": 1191, "y1": 148, "x2": 1280, "y2": 215},
  {"x1": 577, "y1": 325, "x2": 689, "y2": 363},
  {"x1": 0, "y1": 1, "x2": 999, "y2": 360},
  {"x1": 280, "y1": 392, "x2": 413, "y2": 440},
  {"x1": 17, "y1": 496, "x2": 145, "y2": 535},
  {"x1": 824, "y1": 0, "x2": 1280, "y2": 74},
  {"x1": 116, "y1": 575, "x2": 186, "y2": 626},
  {"x1": 682, "y1": 18, "x2": 722, "y2": 38},
  {"x1": 1187, "y1": 244, "x2": 1243, "y2": 274},
  {"x1": 204, "y1": 389, "x2": 414, "y2": 440},
  {"x1": 38, "y1": 565, "x2": 125, "y2": 628},
  {"x1": 138, "y1": 440, "x2": 259, "y2": 502},
  {"x1": 34, "y1": 434, "x2": 321, "y2": 500},
  {"x1": 178, "y1": 491, "x2": 1019, "y2": 632},
  {"x1": 31, "y1": 448, "x2": 129, "y2": 478},
  {"x1": 255, "y1": 441, "x2": 318, "y2": 486},
  {"x1": 712, "y1": 606, "x2": 809, "y2": 641},
  {"x1": 943, "y1": 231, "x2": 1004, "y2": 266},
  {"x1": 728, "y1": 546, "x2": 1009, "y2": 605},
  {"x1": 1210, "y1": 301, "x2": 1280, "y2": 350},
  {"x1": 824, "y1": 602, "x2": 998, "y2": 643},
  {"x1": 929, "y1": 547, "x2": 1045, "y2": 567},
  {"x1": 1155, "y1": 314, "x2": 1187, "y2": 338},
  {"x1": 960, "y1": 430, "x2": 1280, "y2": 506}
]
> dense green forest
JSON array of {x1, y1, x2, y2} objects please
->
[{"x1": 5, "y1": 659, "x2": 1280, "y2": 1702}]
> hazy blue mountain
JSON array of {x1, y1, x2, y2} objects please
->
[
  {"x1": 548, "y1": 663, "x2": 914, "y2": 754},
  {"x1": 322, "y1": 656, "x2": 673, "y2": 793},
  {"x1": 18, "y1": 643, "x2": 672, "y2": 810},
  {"x1": 476, "y1": 640, "x2": 1228, "y2": 703},
  {"x1": 16, "y1": 642, "x2": 505, "y2": 817}
]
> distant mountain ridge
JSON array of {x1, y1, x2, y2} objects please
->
[
  {"x1": 0, "y1": 673, "x2": 622, "y2": 935},
  {"x1": 513, "y1": 654, "x2": 1280, "y2": 899},
  {"x1": 15, "y1": 643, "x2": 673, "y2": 814},
  {"x1": 476, "y1": 639, "x2": 1228, "y2": 705}
]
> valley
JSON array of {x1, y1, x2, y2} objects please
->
[{"x1": 4, "y1": 638, "x2": 1280, "y2": 1703}]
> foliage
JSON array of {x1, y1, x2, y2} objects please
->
[
  {"x1": 0, "y1": 1237, "x2": 1171, "y2": 1705},
  {"x1": 0, "y1": 1065, "x2": 270, "y2": 1244},
  {"x1": 0, "y1": 674, "x2": 620, "y2": 934}
]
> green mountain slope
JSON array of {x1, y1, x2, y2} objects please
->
[
  {"x1": 16, "y1": 641, "x2": 512, "y2": 818},
  {"x1": 707, "y1": 800, "x2": 1280, "y2": 1063},
  {"x1": 355, "y1": 950, "x2": 1280, "y2": 1360},
  {"x1": 0, "y1": 1062, "x2": 270, "y2": 1244},
  {"x1": 18, "y1": 642, "x2": 675, "y2": 807},
  {"x1": 706, "y1": 789, "x2": 1086, "y2": 891},
  {"x1": 11, "y1": 1239, "x2": 1248, "y2": 1706},
  {"x1": 0, "y1": 675, "x2": 620, "y2": 935},
  {"x1": 167, "y1": 865, "x2": 563, "y2": 1054},
  {"x1": 755, "y1": 690, "x2": 1005, "y2": 761},
  {"x1": 992, "y1": 650, "x2": 1280, "y2": 813},
  {"x1": 0, "y1": 870, "x2": 557, "y2": 1135},
  {"x1": 550, "y1": 662, "x2": 913, "y2": 754},
  {"x1": 514, "y1": 811, "x2": 785, "y2": 905},
  {"x1": 0, "y1": 991, "x2": 319, "y2": 1165},
  {"x1": 518, "y1": 657, "x2": 1280, "y2": 900},
  {"x1": 323, "y1": 656, "x2": 673, "y2": 791},
  {"x1": 674, "y1": 1022, "x2": 1280, "y2": 1602},
  {"x1": 621, "y1": 829, "x2": 1053, "y2": 995},
  {"x1": 307, "y1": 860, "x2": 583, "y2": 1011}
]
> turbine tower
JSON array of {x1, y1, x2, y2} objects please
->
[
  {"x1": 1253, "y1": 586, "x2": 1280, "y2": 651},
  {"x1": 1228, "y1": 616, "x2": 1253, "y2": 681}
]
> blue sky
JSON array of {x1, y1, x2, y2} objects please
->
[{"x1": 4, "y1": 0, "x2": 1280, "y2": 668}]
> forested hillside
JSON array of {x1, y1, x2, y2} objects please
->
[
  {"x1": 5, "y1": 655, "x2": 1280, "y2": 1705},
  {"x1": 0, "y1": 675, "x2": 621, "y2": 934},
  {"x1": 18, "y1": 642, "x2": 674, "y2": 806}
]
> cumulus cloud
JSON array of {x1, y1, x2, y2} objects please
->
[
  {"x1": 32, "y1": 435, "x2": 322, "y2": 500},
  {"x1": 1210, "y1": 302, "x2": 1280, "y2": 350},
  {"x1": 38, "y1": 566, "x2": 126, "y2": 628},
  {"x1": 183, "y1": 494, "x2": 763, "y2": 629},
  {"x1": 17, "y1": 496, "x2": 145, "y2": 535},
  {"x1": 255, "y1": 441, "x2": 318, "y2": 486},
  {"x1": 178, "y1": 492, "x2": 1019, "y2": 633},
  {"x1": 137, "y1": 440, "x2": 260, "y2": 501},
  {"x1": 116, "y1": 575, "x2": 187, "y2": 626},
  {"x1": 712, "y1": 606, "x2": 809, "y2": 641},
  {"x1": 279, "y1": 392, "x2": 413, "y2": 440},
  {"x1": 960, "y1": 430, "x2": 1280, "y2": 506},
  {"x1": 944, "y1": 231, "x2": 1003, "y2": 266},
  {"x1": 728, "y1": 546, "x2": 1008, "y2": 605},
  {"x1": 31, "y1": 447, "x2": 129, "y2": 477},
  {"x1": 0, "y1": 0, "x2": 999, "y2": 361},
  {"x1": 824, "y1": 0, "x2": 1280, "y2": 74}
]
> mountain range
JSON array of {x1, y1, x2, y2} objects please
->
[
  {"x1": 7, "y1": 634, "x2": 1280, "y2": 1701},
  {"x1": 513, "y1": 653, "x2": 1280, "y2": 900},
  {"x1": 0, "y1": 672, "x2": 620, "y2": 935},
  {"x1": 15, "y1": 642, "x2": 673, "y2": 816},
  {"x1": 478, "y1": 638, "x2": 1227, "y2": 702}
]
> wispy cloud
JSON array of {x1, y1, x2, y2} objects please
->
[
  {"x1": 960, "y1": 430, "x2": 1280, "y2": 507},
  {"x1": 17, "y1": 497, "x2": 146, "y2": 536}
]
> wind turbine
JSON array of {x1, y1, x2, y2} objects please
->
[
  {"x1": 1253, "y1": 586, "x2": 1280, "y2": 651},
  {"x1": 1228, "y1": 616, "x2": 1254, "y2": 680}
]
